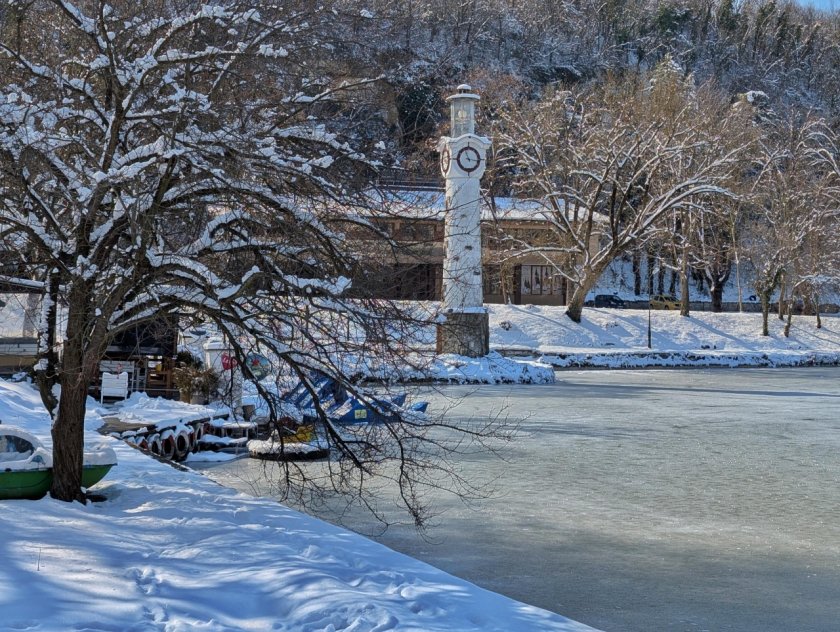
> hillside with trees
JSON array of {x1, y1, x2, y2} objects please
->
[{"x1": 322, "y1": 1, "x2": 838, "y2": 151}]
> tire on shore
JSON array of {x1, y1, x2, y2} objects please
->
[
  {"x1": 160, "y1": 430, "x2": 176, "y2": 460},
  {"x1": 175, "y1": 429, "x2": 191, "y2": 461},
  {"x1": 147, "y1": 434, "x2": 162, "y2": 456}
]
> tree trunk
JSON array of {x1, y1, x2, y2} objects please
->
[
  {"x1": 500, "y1": 262, "x2": 513, "y2": 304},
  {"x1": 35, "y1": 272, "x2": 61, "y2": 416},
  {"x1": 815, "y1": 293, "x2": 822, "y2": 329},
  {"x1": 647, "y1": 251, "x2": 655, "y2": 294},
  {"x1": 633, "y1": 250, "x2": 641, "y2": 296},
  {"x1": 777, "y1": 277, "x2": 786, "y2": 320},
  {"x1": 566, "y1": 262, "x2": 613, "y2": 323},
  {"x1": 710, "y1": 284, "x2": 724, "y2": 312},
  {"x1": 784, "y1": 304, "x2": 793, "y2": 338},
  {"x1": 565, "y1": 286, "x2": 587, "y2": 323},
  {"x1": 50, "y1": 346, "x2": 89, "y2": 501},
  {"x1": 760, "y1": 292, "x2": 770, "y2": 336},
  {"x1": 679, "y1": 245, "x2": 690, "y2": 317},
  {"x1": 566, "y1": 278, "x2": 593, "y2": 323},
  {"x1": 50, "y1": 286, "x2": 94, "y2": 503}
]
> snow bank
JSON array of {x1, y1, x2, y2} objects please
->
[
  {"x1": 419, "y1": 351, "x2": 556, "y2": 383},
  {"x1": 110, "y1": 390, "x2": 231, "y2": 427}
]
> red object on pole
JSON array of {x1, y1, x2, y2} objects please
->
[{"x1": 221, "y1": 353, "x2": 237, "y2": 370}]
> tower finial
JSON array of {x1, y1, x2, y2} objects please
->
[{"x1": 447, "y1": 85, "x2": 480, "y2": 137}]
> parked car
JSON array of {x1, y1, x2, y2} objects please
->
[
  {"x1": 592, "y1": 294, "x2": 627, "y2": 308},
  {"x1": 650, "y1": 294, "x2": 680, "y2": 310}
]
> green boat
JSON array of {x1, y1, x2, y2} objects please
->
[{"x1": 0, "y1": 426, "x2": 117, "y2": 500}]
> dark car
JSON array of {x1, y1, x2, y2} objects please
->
[{"x1": 593, "y1": 294, "x2": 627, "y2": 308}]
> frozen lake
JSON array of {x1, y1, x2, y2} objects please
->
[{"x1": 196, "y1": 367, "x2": 840, "y2": 632}]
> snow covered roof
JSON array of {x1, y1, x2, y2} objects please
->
[
  {"x1": 0, "y1": 294, "x2": 40, "y2": 339},
  {"x1": 361, "y1": 189, "x2": 554, "y2": 222}
]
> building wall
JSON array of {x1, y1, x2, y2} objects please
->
[{"x1": 348, "y1": 215, "x2": 574, "y2": 306}]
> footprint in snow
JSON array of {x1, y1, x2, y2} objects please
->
[{"x1": 128, "y1": 566, "x2": 161, "y2": 596}]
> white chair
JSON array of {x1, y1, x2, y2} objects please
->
[{"x1": 100, "y1": 372, "x2": 129, "y2": 403}]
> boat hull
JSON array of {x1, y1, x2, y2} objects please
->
[
  {"x1": 0, "y1": 464, "x2": 115, "y2": 500},
  {"x1": 0, "y1": 468, "x2": 52, "y2": 500},
  {"x1": 248, "y1": 446, "x2": 330, "y2": 461},
  {"x1": 248, "y1": 435, "x2": 329, "y2": 461}
]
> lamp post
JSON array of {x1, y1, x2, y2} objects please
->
[
  {"x1": 436, "y1": 85, "x2": 492, "y2": 357},
  {"x1": 647, "y1": 263, "x2": 658, "y2": 349}
]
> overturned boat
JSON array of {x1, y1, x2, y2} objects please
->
[
  {"x1": 0, "y1": 426, "x2": 117, "y2": 500},
  {"x1": 247, "y1": 425, "x2": 330, "y2": 461},
  {"x1": 283, "y1": 375, "x2": 429, "y2": 425}
]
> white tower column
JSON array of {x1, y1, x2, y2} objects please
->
[{"x1": 436, "y1": 85, "x2": 491, "y2": 357}]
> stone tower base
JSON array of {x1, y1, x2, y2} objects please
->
[{"x1": 436, "y1": 311, "x2": 489, "y2": 357}]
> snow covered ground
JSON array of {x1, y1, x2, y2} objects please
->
[
  {"x1": 488, "y1": 304, "x2": 840, "y2": 368},
  {"x1": 0, "y1": 379, "x2": 595, "y2": 632},
  {"x1": 325, "y1": 303, "x2": 840, "y2": 377}
]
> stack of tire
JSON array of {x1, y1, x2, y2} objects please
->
[{"x1": 122, "y1": 421, "x2": 206, "y2": 462}]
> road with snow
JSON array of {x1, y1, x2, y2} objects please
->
[{"x1": 198, "y1": 367, "x2": 840, "y2": 632}]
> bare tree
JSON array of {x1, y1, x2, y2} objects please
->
[
  {"x1": 491, "y1": 65, "x2": 746, "y2": 322},
  {"x1": 794, "y1": 121, "x2": 840, "y2": 330},
  {"x1": 744, "y1": 114, "x2": 837, "y2": 336}
]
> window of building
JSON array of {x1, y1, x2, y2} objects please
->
[
  {"x1": 483, "y1": 265, "x2": 502, "y2": 295},
  {"x1": 372, "y1": 220, "x2": 393, "y2": 235},
  {"x1": 400, "y1": 221, "x2": 435, "y2": 242},
  {"x1": 520, "y1": 265, "x2": 563, "y2": 296}
]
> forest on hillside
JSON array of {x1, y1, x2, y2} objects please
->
[{"x1": 339, "y1": 0, "x2": 840, "y2": 156}]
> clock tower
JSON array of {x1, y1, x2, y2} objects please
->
[{"x1": 436, "y1": 85, "x2": 491, "y2": 357}]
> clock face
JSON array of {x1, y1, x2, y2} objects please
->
[
  {"x1": 456, "y1": 146, "x2": 481, "y2": 173},
  {"x1": 439, "y1": 147, "x2": 451, "y2": 176}
]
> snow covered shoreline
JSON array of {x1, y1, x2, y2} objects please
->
[
  {"x1": 346, "y1": 306, "x2": 840, "y2": 383},
  {"x1": 533, "y1": 349, "x2": 840, "y2": 370},
  {"x1": 487, "y1": 305, "x2": 840, "y2": 370}
]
